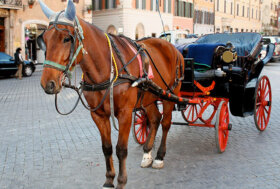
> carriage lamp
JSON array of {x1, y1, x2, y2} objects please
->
[{"x1": 222, "y1": 51, "x2": 237, "y2": 63}]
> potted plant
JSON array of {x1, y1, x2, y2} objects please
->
[
  {"x1": 87, "y1": 5, "x2": 92, "y2": 14},
  {"x1": 28, "y1": 0, "x2": 35, "y2": 8}
]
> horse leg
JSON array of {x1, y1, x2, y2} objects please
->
[
  {"x1": 90, "y1": 112, "x2": 115, "y2": 189},
  {"x1": 152, "y1": 101, "x2": 174, "y2": 169},
  {"x1": 115, "y1": 109, "x2": 133, "y2": 189},
  {"x1": 141, "y1": 103, "x2": 162, "y2": 168}
]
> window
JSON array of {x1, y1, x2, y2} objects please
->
[
  {"x1": 224, "y1": 0, "x2": 226, "y2": 13},
  {"x1": 231, "y1": 2, "x2": 233, "y2": 14},
  {"x1": 242, "y1": 6, "x2": 244, "y2": 17},
  {"x1": 236, "y1": 4, "x2": 239, "y2": 16},
  {"x1": 150, "y1": 0, "x2": 153, "y2": 11},
  {"x1": 174, "y1": 0, "x2": 193, "y2": 18},
  {"x1": 105, "y1": 0, "x2": 109, "y2": 9},
  {"x1": 256, "y1": 9, "x2": 257, "y2": 19},
  {"x1": 217, "y1": 0, "x2": 219, "y2": 11},
  {"x1": 247, "y1": 7, "x2": 249, "y2": 17},
  {"x1": 142, "y1": 0, "x2": 146, "y2": 10},
  {"x1": 252, "y1": 8, "x2": 253, "y2": 18},
  {"x1": 168, "y1": 0, "x2": 171, "y2": 13},
  {"x1": 99, "y1": 0, "x2": 102, "y2": 10},
  {"x1": 175, "y1": 0, "x2": 179, "y2": 16},
  {"x1": 136, "y1": 0, "x2": 139, "y2": 9},
  {"x1": 113, "y1": 0, "x2": 116, "y2": 8}
]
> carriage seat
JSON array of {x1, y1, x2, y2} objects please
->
[
  {"x1": 195, "y1": 33, "x2": 262, "y2": 57},
  {"x1": 176, "y1": 43, "x2": 225, "y2": 72}
]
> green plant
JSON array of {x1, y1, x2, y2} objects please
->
[
  {"x1": 28, "y1": 0, "x2": 35, "y2": 5},
  {"x1": 87, "y1": 4, "x2": 92, "y2": 11}
]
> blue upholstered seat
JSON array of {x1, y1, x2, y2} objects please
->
[
  {"x1": 176, "y1": 33, "x2": 262, "y2": 72},
  {"x1": 195, "y1": 33, "x2": 262, "y2": 57},
  {"x1": 176, "y1": 43, "x2": 224, "y2": 71}
]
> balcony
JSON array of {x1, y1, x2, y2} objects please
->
[{"x1": 0, "y1": 0, "x2": 22, "y2": 9}]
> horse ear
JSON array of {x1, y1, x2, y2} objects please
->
[
  {"x1": 38, "y1": 0, "x2": 55, "y2": 19},
  {"x1": 65, "y1": 0, "x2": 76, "y2": 21}
]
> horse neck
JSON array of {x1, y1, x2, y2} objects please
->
[{"x1": 79, "y1": 20, "x2": 111, "y2": 84}]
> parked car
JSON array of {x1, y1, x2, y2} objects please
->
[
  {"x1": 0, "y1": 52, "x2": 36, "y2": 77},
  {"x1": 262, "y1": 36, "x2": 280, "y2": 62},
  {"x1": 159, "y1": 30, "x2": 198, "y2": 45}
]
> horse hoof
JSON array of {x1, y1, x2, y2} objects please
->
[
  {"x1": 103, "y1": 183, "x2": 114, "y2": 189},
  {"x1": 152, "y1": 159, "x2": 164, "y2": 169},
  {"x1": 141, "y1": 151, "x2": 153, "y2": 168}
]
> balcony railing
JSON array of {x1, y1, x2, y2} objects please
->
[{"x1": 0, "y1": 0, "x2": 22, "y2": 9}]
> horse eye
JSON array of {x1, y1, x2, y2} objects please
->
[{"x1": 63, "y1": 37, "x2": 72, "y2": 43}]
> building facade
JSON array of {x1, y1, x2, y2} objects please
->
[
  {"x1": 215, "y1": 0, "x2": 262, "y2": 33},
  {"x1": 261, "y1": 0, "x2": 278, "y2": 35},
  {"x1": 193, "y1": 0, "x2": 214, "y2": 35},
  {"x1": 0, "y1": 0, "x2": 88, "y2": 63},
  {"x1": 91, "y1": 0, "x2": 194, "y2": 40}
]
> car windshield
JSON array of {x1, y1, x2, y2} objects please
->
[{"x1": 159, "y1": 33, "x2": 171, "y2": 42}]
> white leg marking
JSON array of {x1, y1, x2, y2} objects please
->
[
  {"x1": 141, "y1": 151, "x2": 153, "y2": 168},
  {"x1": 152, "y1": 159, "x2": 164, "y2": 169}
]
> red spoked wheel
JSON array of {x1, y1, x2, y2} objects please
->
[
  {"x1": 254, "y1": 75, "x2": 272, "y2": 131},
  {"x1": 181, "y1": 104, "x2": 202, "y2": 123},
  {"x1": 132, "y1": 109, "x2": 149, "y2": 145},
  {"x1": 215, "y1": 101, "x2": 230, "y2": 153}
]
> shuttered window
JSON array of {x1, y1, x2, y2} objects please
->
[
  {"x1": 168, "y1": 0, "x2": 171, "y2": 13},
  {"x1": 136, "y1": 0, "x2": 139, "y2": 9},
  {"x1": 142, "y1": 0, "x2": 146, "y2": 10},
  {"x1": 98, "y1": 0, "x2": 102, "y2": 10}
]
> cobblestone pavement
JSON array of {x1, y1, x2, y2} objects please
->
[{"x1": 0, "y1": 62, "x2": 280, "y2": 189}]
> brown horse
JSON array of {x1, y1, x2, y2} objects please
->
[{"x1": 39, "y1": 1, "x2": 184, "y2": 188}]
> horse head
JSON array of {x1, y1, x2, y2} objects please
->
[{"x1": 38, "y1": 0, "x2": 83, "y2": 94}]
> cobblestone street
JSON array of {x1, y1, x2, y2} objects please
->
[{"x1": 0, "y1": 62, "x2": 280, "y2": 189}]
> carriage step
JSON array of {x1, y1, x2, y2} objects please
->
[{"x1": 172, "y1": 122, "x2": 189, "y2": 126}]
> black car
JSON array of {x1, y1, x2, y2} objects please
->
[{"x1": 0, "y1": 52, "x2": 36, "y2": 77}]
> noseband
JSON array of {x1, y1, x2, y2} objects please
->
[{"x1": 37, "y1": 11, "x2": 85, "y2": 78}]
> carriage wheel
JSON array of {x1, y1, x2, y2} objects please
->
[
  {"x1": 132, "y1": 109, "x2": 149, "y2": 145},
  {"x1": 215, "y1": 101, "x2": 230, "y2": 153},
  {"x1": 254, "y1": 76, "x2": 272, "y2": 131},
  {"x1": 199, "y1": 102, "x2": 216, "y2": 124},
  {"x1": 181, "y1": 104, "x2": 202, "y2": 123}
]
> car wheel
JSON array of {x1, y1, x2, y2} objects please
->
[{"x1": 23, "y1": 65, "x2": 33, "y2": 77}]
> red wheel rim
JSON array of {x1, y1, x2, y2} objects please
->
[
  {"x1": 181, "y1": 104, "x2": 202, "y2": 123},
  {"x1": 133, "y1": 110, "x2": 149, "y2": 145},
  {"x1": 215, "y1": 101, "x2": 229, "y2": 153},
  {"x1": 254, "y1": 76, "x2": 272, "y2": 131}
]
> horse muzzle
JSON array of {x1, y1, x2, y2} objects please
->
[{"x1": 42, "y1": 80, "x2": 60, "y2": 94}]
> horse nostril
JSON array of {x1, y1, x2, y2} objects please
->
[{"x1": 45, "y1": 80, "x2": 56, "y2": 94}]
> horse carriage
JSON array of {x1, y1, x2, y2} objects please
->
[
  {"x1": 132, "y1": 32, "x2": 274, "y2": 153},
  {"x1": 38, "y1": 1, "x2": 275, "y2": 188}
]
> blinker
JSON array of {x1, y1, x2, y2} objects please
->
[{"x1": 37, "y1": 31, "x2": 46, "y2": 51}]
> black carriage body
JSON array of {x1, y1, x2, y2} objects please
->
[{"x1": 178, "y1": 33, "x2": 274, "y2": 117}]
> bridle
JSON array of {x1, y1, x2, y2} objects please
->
[
  {"x1": 38, "y1": 11, "x2": 86, "y2": 78},
  {"x1": 38, "y1": 11, "x2": 88, "y2": 115}
]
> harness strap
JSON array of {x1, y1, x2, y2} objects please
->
[
  {"x1": 105, "y1": 33, "x2": 118, "y2": 82},
  {"x1": 44, "y1": 60, "x2": 66, "y2": 71}
]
